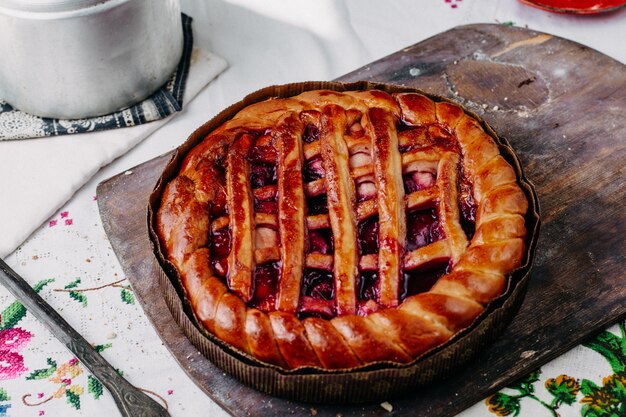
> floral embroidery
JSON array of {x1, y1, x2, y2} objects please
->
[
  {"x1": 0, "y1": 279, "x2": 53, "y2": 384},
  {"x1": 0, "y1": 328, "x2": 32, "y2": 380},
  {"x1": 580, "y1": 374, "x2": 624, "y2": 416},
  {"x1": 486, "y1": 392, "x2": 521, "y2": 416},
  {"x1": 22, "y1": 345, "x2": 109, "y2": 410},
  {"x1": 21, "y1": 346, "x2": 170, "y2": 412},
  {"x1": 486, "y1": 321, "x2": 626, "y2": 416},
  {"x1": 54, "y1": 278, "x2": 136, "y2": 307},
  {"x1": 0, "y1": 328, "x2": 32, "y2": 356},
  {"x1": 444, "y1": 0, "x2": 463, "y2": 9},
  {"x1": 545, "y1": 374, "x2": 581, "y2": 406},
  {"x1": 48, "y1": 210, "x2": 74, "y2": 228},
  {"x1": 0, "y1": 387, "x2": 11, "y2": 416},
  {"x1": 57, "y1": 279, "x2": 87, "y2": 307}
]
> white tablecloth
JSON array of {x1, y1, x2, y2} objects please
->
[{"x1": 1, "y1": 1, "x2": 624, "y2": 416}]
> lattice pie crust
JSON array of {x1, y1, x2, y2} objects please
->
[{"x1": 156, "y1": 90, "x2": 528, "y2": 370}]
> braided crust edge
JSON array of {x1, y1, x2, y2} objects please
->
[{"x1": 156, "y1": 90, "x2": 528, "y2": 370}]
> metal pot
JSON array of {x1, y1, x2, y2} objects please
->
[{"x1": 0, "y1": 0, "x2": 183, "y2": 119}]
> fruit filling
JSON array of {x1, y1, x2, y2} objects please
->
[
  {"x1": 249, "y1": 263, "x2": 280, "y2": 312},
  {"x1": 298, "y1": 269, "x2": 335, "y2": 319},
  {"x1": 302, "y1": 124, "x2": 320, "y2": 143},
  {"x1": 357, "y1": 271, "x2": 379, "y2": 302},
  {"x1": 403, "y1": 171, "x2": 436, "y2": 194},
  {"x1": 211, "y1": 120, "x2": 477, "y2": 319},
  {"x1": 301, "y1": 269, "x2": 334, "y2": 300},
  {"x1": 210, "y1": 227, "x2": 230, "y2": 277},
  {"x1": 308, "y1": 229, "x2": 333, "y2": 254},
  {"x1": 253, "y1": 197, "x2": 277, "y2": 214},
  {"x1": 250, "y1": 164, "x2": 276, "y2": 189},
  {"x1": 304, "y1": 157, "x2": 324, "y2": 182},
  {"x1": 406, "y1": 209, "x2": 444, "y2": 251},
  {"x1": 401, "y1": 262, "x2": 448, "y2": 299},
  {"x1": 307, "y1": 195, "x2": 328, "y2": 215},
  {"x1": 459, "y1": 178, "x2": 477, "y2": 239},
  {"x1": 357, "y1": 216, "x2": 379, "y2": 255}
]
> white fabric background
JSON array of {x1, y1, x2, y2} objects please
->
[
  {"x1": 0, "y1": 1, "x2": 624, "y2": 416},
  {"x1": 0, "y1": 49, "x2": 227, "y2": 258}
]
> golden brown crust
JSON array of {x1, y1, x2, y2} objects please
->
[
  {"x1": 226, "y1": 134, "x2": 256, "y2": 301},
  {"x1": 269, "y1": 312, "x2": 321, "y2": 368},
  {"x1": 276, "y1": 114, "x2": 307, "y2": 313},
  {"x1": 245, "y1": 309, "x2": 286, "y2": 368},
  {"x1": 331, "y1": 315, "x2": 412, "y2": 363},
  {"x1": 477, "y1": 183, "x2": 529, "y2": 225},
  {"x1": 213, "y1": 293, "x2": 251, "y2": 354},
  {"x1": 456, "y1": 239, "x2": 525, "y2": 276},
  {"x1": 156, "y1": 89, "x2": 529, "y2": 371},
  {"x1": 157, "y1": 176, "x2": 209, "y2": 270},
  {"x1": 435, "y1": 101, "x2": 465, "y2": 130},
  {"x1": 320, "y1": 105, "x2": 359, "y2": 316},
  {"x1": 431, "y1": 270, "x2": 505, "y2": 305},
  {"x1": 181, "y1": 249, "x2": 227, "y2": 333},
  {"x1": 437, "y1": 152, "x2": 469, "y2": 265},
  {"x1": 400, "y1": 293, "x2": 483, "y2": 333},
  {"x1": 303, "y1": 318, "x2": 361, "y2": 369},
  {"x1": 364, "y1": 107, "x2": 405, "y2": 308},
  {"x1": 395, "y1": 92, "x2": 436, "y2": 126},
  {"x1": 368, "y1": 309, "x2": 452, "y2": 357}
]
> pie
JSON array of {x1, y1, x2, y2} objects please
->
[{"x1": 156, "y1": 89, "x2": 528, "y2": 370}]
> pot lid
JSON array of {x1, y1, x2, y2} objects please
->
[{"x1": 0, "y1": 0, "x2": 119, "y2": 13}]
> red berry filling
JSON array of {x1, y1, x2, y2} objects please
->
[
  {"x1": 213, "y1": 120, "x2": 477, "y2": 319},
  {"x1": 301, "y1": 269, "x2": 334, "y2": 300},
  {"x1": 401, "y1": 262, "x2": 448, "y2": 299},
  {"x1": 247, "y1": 145, "x2": 277, "y2": 164},
  {"x1": 357, "y1": 271, "x2": 379, "y2": 302},
  {"x1": 306, "y1": 195, "x2": 328, "y2": 215},
  {"x1": 249, "y1": 263, "x2": 280, "y2": 311},
  {"x1": 253, "y1": 188, "x2": 278, "y2": 214},
  {"x1": 406, "y1": 209, "x2": 444, "y2": 251},
  {"x1": 298, "y1": 269, "x2": 335, "y2": 319},
  {"x1": 308, "y1": 228, "x2": 333, "y2": 254},
  {"x1": 303, "y1": 124, "x2": 320, "y2": 143},
  {"x1": 357, "y1": 216, "x2": 379, "y2": 255},
  {"x1": 403, "y1": 171, "x2": 436, "y2": 194},
  {"x1": 304, "y1": 157, "x2": 324, "y2": 182},
  {"x1": 250, "y1": 164, "x2": 277, "y2": 189},
  {"x1": 210, "y1": 227, "x2": 231, "y2": 277},
  {"x1": 459, "y1": 178, "x2": 477, "y2": 239}
]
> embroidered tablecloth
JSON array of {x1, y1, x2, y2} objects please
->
[{"x1": 1, "y1": 1, "x2": 624, "y2": 416}]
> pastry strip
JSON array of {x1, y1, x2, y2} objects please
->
[
  {"x1": 226, "y1": 134, "x2": 256, "y2": 301},
  {"x1": 405, "y1": 187, "x2": 438, "y2": 211},
  {"x1": 276, "y1": 115, "x2": 307, "y2": 313},
  {"x1": 437, "y1": 152, "x2": 469, "y2": 264},
  {"x1": 401, "y1": 147, "x2": 442, "y2": 167},
  {"x1": 320, "y1": 105, "x2": 358, "y2": 315},
  {"x1": 304, "y1": 178, "x2": 326, "y2": 197},
  {"x1": 365, "y1": 108, "x2": 406, "y2": 308},
  {"x1": 403, "y1": 240, "x2": 451, "y2": 270}
]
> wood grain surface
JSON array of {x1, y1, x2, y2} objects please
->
[{"x1": 97, "y1": 24, "x2": 626, "y2": 417}]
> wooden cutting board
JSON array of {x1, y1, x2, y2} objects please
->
[{"x1": 97, "y1": 24, "x2": 626, "y2": 417}]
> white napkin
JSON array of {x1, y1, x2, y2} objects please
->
[{"x1": 0, "y1": 48, "x2": 227, "y2": 258}]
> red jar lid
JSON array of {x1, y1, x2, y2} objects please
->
[{"x1": 519, "y1": 0, "x2": 626, "y2": 14}]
